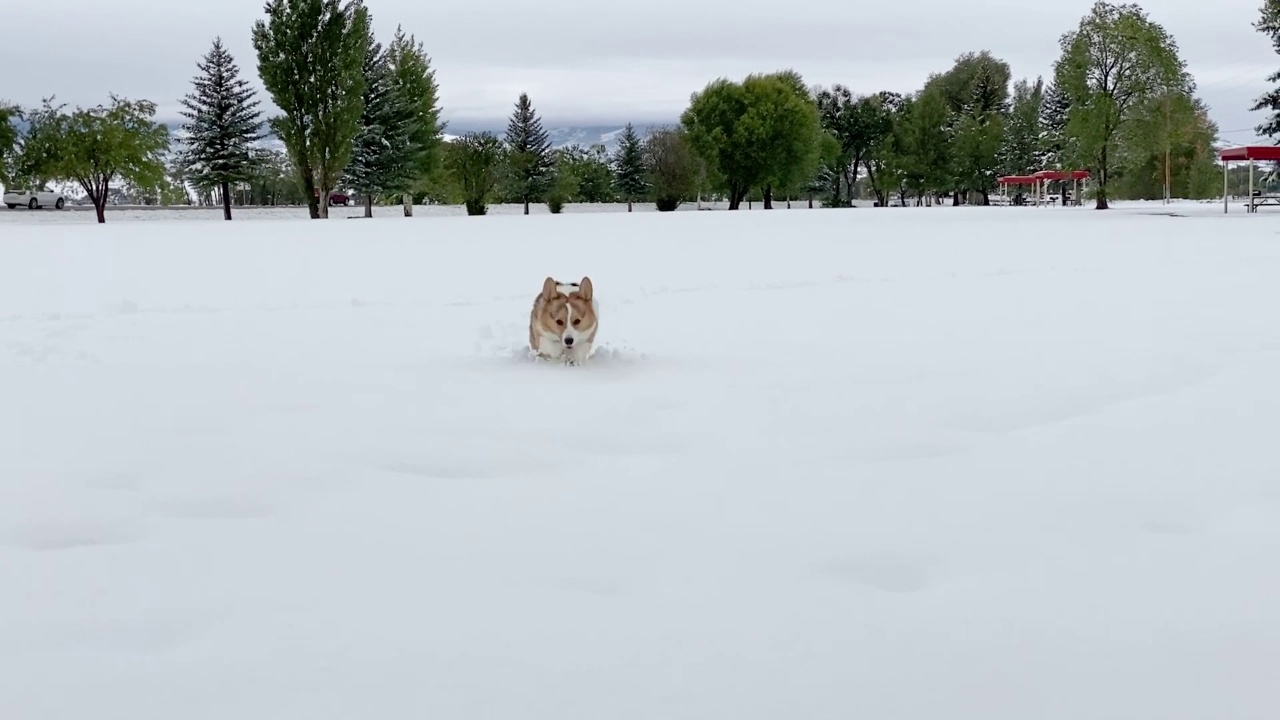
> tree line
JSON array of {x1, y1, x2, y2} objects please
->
[{"x1": 2, "y1": 0, "x2": 1278, "y2": 222}]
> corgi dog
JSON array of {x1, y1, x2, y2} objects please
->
[{"x1": 529, "y1": 276, "x2": 599, "y2": 364}]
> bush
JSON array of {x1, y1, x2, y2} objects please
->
[
  {"x1": 642, "y1": 126, "x2": 699, "y2": 212},
  {"x1": 654, "y1": 196, "x2": 681, "y2": 212}
]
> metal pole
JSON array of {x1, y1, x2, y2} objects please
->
[
  {"x1": 1223, "y1": 159, "x2": 1229, "y2": 214},
  {"x1": 1250, "y1": 161, "x2": 1255, "y2": 213}
]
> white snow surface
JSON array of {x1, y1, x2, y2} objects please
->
[{"x1": 2, "y1": 204, "x2": 1279, "y2": 719}]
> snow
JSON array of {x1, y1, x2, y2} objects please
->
[{"x1": 2, "y1": 202, "x2": 1279, "y2": 719}]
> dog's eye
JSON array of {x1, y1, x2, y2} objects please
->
[
  {"x1": 556, "y1": 319, "x2": 564, "y2": 326},
  {"x1": 572, "y1": 318, "x2": 581, "y2": 326}
]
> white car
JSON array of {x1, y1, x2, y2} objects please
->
[{"x1": 3, "y1": 189, "x2": 67, "y2": 210}]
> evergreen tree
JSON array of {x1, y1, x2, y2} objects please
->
[
  {"x1": 177, "y1": 36, "x2": 264, "y2": 221},
  {"x1": 1000, "y1": 77, "x2": 1045, "y2": 177},
  {"x1": 252, "y1": 0, "x2": 370, "y2": 219},
  {"x1": 1038, "y1": 81, "x2": 1072, "y2": 169},
  {"x1": 387, "y1": 25, "x2": 445, "y2": 216},
  {"x1": 1253, "y1": 0, "x2": 1280, "y2": 138},
  {"x1": 343, "y1": 33, "x2": 414, "y2": 218},
  {"x1": 504, "y1": 92, "x2": 554, "y2": 214},
  {"x1": 611, "y1": 123, "x2": 646, "y2": 210},
  {"x1": 924, "y1": 51, "x2": 1011, "y2": 204}
]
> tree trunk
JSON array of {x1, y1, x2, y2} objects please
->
[
  {"x1": 952, "y1": 190, "x2": 961, "y2": 206},
  {"x1": 364, "y1": 193, "x2": 374, "y2": 218},
  {"x1": 627, "y1": 199, "x2": 633, "y2": 212},
  {"x1": 847, "y1": 161, "x2": 862, "y2": 206},
  {"x1": 1095, "y1": 146, "x2": 1109, "y2": 210},
  {"x1": 727, "y1": 188, "x2": 741, "y2": 210},
  {"x1": 980, "y1": 189, "x2": 990, "y2": 206},
  {"x1": 93, "y1": 198, "x2": 106, "y2": 224},
  {"x1": 303, "y1": 168, "x2": 320, "y2": 219},
  {"x1": 807, "y1": 193, "x2": 814, "y2": 209},
  {"x1": 403, "y1": 193, "x2": 413, "y2": 217},
  {"x1": 763, "y1": 185, "x2": 773, "y2": 209},
  {"x1": 221, "y1": 180, "x2": 233, "y2": 221},
  {"x1": 318, "y1": 189, "x2": 330, "y2": 219},
  {"x1": 523, "y1": 199, "x2": 530, "y2": 215}
]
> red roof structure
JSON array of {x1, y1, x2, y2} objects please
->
[
  {"x1": 1218, "y1": 146, "x2": 1280, "y2": 162},
  {"x1": 1033, "y1": 169, "x2": 1091, "y2": 181},
  {"x1": 997, "y1": 175, "x2": 1037, "y2": 184}
]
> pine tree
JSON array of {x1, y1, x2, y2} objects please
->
[
  {"x1": 177, "y1": 36, "x2": 264, "y2": 220},
  {"x1": 1038, "y1": 81, "x2": 1071, "y2": 169},
  {"x1": 504, "y1": 92, "x2": 554, "y2": 214},
  {"x1": 999, "y1": 77, "x2": 1044, "y2": 177},
  {"x1": 342, "y1": 33, "x2": 414, "y2": 218},
  {"x1": 387, "y1": 25, "x2": 445, "y2": 217},
  {"x1": 1253, "y1": 0, "x2": 1280, "y2": 138},
  {"x1": 611, "y1": 123, "x2": 646, "y2": 211},
  {"x1": 252, "y1": 0, "x2": 370, "y2": 219}
]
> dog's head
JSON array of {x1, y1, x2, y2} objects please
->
[{"x1": 536, "y1": 276, "x2": 597, "y2": 349}]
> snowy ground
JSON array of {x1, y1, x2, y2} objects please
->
[{"x1": 2, "y1": 203, "x2": 1278, "y2": 719}]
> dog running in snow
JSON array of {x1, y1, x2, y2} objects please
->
[{"x1": 529, "y1": 276, "x2": 598, "y2": 364}]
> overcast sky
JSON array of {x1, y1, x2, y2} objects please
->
[{"x1": 2, "y1": 0, "x2": 1277, "y2": 141}]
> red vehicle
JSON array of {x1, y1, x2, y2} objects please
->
[{"x1": 314, "y1": 190, "x2": 350, "y2": 206}]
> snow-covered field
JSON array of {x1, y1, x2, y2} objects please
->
[{"x1": 2, "y1": 203, "x2": 1278, "y2": 719}]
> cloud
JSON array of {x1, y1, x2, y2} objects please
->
[{"x1": 0, "y1": 0, "x2": 1275, "y2": 140}]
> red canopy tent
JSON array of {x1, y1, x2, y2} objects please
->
[
  {"x1": 1218, "y1": 146, "x2": 1280, "y2": 213},
  {"x1": 997, "y1": 170, "x2": 1091, "y2": 206}
]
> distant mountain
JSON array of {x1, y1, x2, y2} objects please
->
[{"x1": 443, "y1": 123, "x2": 667, "y2": 154}]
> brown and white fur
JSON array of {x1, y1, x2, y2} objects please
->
[{"x1": 529, "y1": 276, "x2": 599, "y2": 364}]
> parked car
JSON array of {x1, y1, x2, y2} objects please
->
[
  {"x1": 314, "y1": 189, "x2": 350, "y2": 206},
  {"x1": 3, "y1": 188, "x2": 68, "y2": 210}
]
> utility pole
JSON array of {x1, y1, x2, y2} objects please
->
[{"x1": 1164, "y1": 93, "x2": 1172, "y2": 205}]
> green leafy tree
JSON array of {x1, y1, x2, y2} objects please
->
[
  {"x1": 642, "y1": 126, "x2": 700, "y2": 211},
  {"x1": 1114, "y1": 91, "x2": 1220, "y2": 200},
  {"x1": 1052, "y1": 0, "x2": 1190, "y2": 209},
  {"x1": 244, "y1": 147, "x2": 308, "y2": 205},
  {"x1": 610, "y1": 123, "x2": 646, "y2": 210},
  {"x1": 177, "y1": 36, "x2": 264, "y2": 220},
  {"x1": 861, "y1": 92, "x2": 905, "y2": 206},
  {"x1": 753, "y1": 70, "x2": 823, "y2": 208},
  {"x1": 681, "y1": 71, "x2": 822, "y2": 210},
  {"x1": 252, "y1": 0, "x2": 370, "y2": 219},
  {"x1": 387, "y1": 25, "x2": 445, "y2": 216},
  {"x1": 443, "y1": 132, "x2": 506, "y2": 215},
  {"x1": 19, "y1": 95, "x2": 169, "y2": 223},
  {"x1": 504, "y1": 92, "x2": 554, "y2": 215},
  {"x1": 0, "y1": 101, "x2": 20, "y2": 185},
  {"x1": 555, "y1": 144, "x2": 615, "y2": 203},
  {"x1": 895, "y1": 89, "x2": 954, "y2": 203},
  {"x1": 814, "y1": 86, "x2": 897, "y2": 205},
  {"x1": 343, "y1": 32, "x2": 415, "y2": 218}
]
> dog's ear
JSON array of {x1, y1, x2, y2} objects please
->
[
  {"x1": 577, "y1": 276, "x2": 593, "y2": 300},
  {"x1": 541, "y1": 276, "x2": 559, "y2": 299}
]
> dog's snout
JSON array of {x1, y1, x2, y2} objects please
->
[{"x1": 563, "y1": 336, "x2": 575, "y2": 346}]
